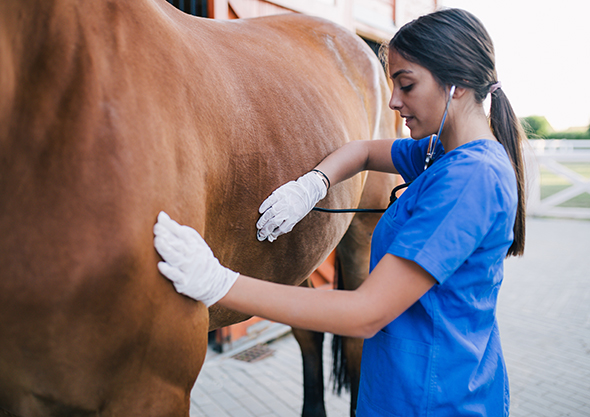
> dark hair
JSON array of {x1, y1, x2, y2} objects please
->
[{"x1": 388, "y1": 8, "x2": 526, "y2": 257}]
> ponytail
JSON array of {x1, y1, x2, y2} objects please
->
[{"x1": 489, "y1": 88, "x2": 527, "y2": 256}]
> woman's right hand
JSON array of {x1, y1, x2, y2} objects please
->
[{"x1": 256, "y1": 171, "x2": 328, "y2": 242}]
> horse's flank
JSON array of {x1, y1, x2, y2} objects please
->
[{"x1": 0, "y1": 0, "x2": 394, "y2": 415}]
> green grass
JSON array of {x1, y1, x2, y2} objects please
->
[{"x1": 539, "y1": 163, "x2": 590, "y2": 208}]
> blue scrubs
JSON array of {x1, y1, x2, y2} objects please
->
[{"x1": 356, "y1": 138, "x2": 516, "y2": 417}]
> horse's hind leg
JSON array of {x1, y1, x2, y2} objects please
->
[
  {"x1": 332, "y1": 171, "x2": 396, "y2": 417},
  {"x1": 331, "y1": 333, "x2": 362, "y2": 417},
  {"x1": 331, "y1": 223, "x2": 371, "y2": 417},
  {"x1": 295, "y1": 171, "x2": 396, "y2": 417},
  {"x1": 292, "y1": 326, "x2": 326, "y2": 417}
]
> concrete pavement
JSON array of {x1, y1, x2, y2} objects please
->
[
  {"x1": 498, "y1": 218, "x2": 590, "y2": 417},
  {"x1": 190, "y1": 217, "x2": 590, "y2": 416}
]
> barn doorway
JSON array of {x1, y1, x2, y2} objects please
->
[{"x1": 166, "y1": 0, "x2": 208, "y2": 17}]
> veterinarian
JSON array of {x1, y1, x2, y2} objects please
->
[{"x1": 153, "y1": 8, "x2": 526, "y2": 416}]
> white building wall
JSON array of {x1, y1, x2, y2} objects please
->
[{"x1": 395, "y1": 0, "x2": 437, "y2": 26}]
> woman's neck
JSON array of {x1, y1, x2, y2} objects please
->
[{"x1": 439, "y1": 100, "x2": 496, "y2": 153}]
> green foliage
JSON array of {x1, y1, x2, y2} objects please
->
[
  {"x1": 545, "y1": 131, "x2": 590, "y2": 140},
  {"x1": 520, "y1": 115, "x2": 553, "y2": 138},
  {"x1": 520, "y1": 115, "x2": 590, "y2": 139}
]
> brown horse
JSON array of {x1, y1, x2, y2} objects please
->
[{"x1": 0, "y1": 1, "x2": 396, "y2": 415}]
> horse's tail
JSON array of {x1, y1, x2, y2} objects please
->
[{"x1": 331, "y1": 254, "x2": 351, "y2": 395}]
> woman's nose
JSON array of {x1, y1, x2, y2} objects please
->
[{"x1": 389, "y1": 90, "x2": 402, "y2": 111}]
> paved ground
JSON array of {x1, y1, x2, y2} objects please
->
[{"x1": 190, "y1": 217, "x2": 590, "y2": 416}]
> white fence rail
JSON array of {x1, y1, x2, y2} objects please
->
[{"x1": 527, "y1": 139, "x2": 590, "y2": 219}]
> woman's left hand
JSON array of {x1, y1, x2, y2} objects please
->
[
  {"x1": 256, "y1": 171, "x2": 327, "y2": 242},
  {"x1": 153, "y1": 211, "x2": 239, "y2": 307}
]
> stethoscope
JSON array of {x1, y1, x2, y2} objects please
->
[
  {"x1": 424, "y1": 85, "x2": 455, "y2": 170},
  {"x1": 312, "y1": 85, "x2": 456, "y2": 214}
]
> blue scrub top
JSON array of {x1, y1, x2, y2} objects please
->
[{"x1": 356, "y1": 138, "x2": 516, "y2": 417}]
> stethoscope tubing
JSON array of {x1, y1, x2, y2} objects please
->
[{"x1": 312, "y1": 85, "x2": 456, "y2": 214}]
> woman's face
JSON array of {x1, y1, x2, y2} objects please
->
[{"x1": 388, "y1": 48, "x2": 449, "y2": 139}]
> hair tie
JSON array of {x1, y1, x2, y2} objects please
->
[{"x1": 490, "y1": 81, "x2": 502, "y2": 94}]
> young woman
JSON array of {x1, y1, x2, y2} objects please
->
[{"x1": 154, "y1": 8, "x2": 526, "y2": 416}]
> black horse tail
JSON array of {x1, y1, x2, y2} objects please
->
[{"x1": 331, "y1": 255, "x2": 351, "y2": 395}]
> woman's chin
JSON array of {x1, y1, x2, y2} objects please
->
[
  {"x1": 409, "y1": 129, "x2": 436, "y2": 140},
  {"x1": 409, "y1": 131, "x2": 422, "y2": 140}
]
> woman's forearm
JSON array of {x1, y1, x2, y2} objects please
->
[
  {"x1": 314, "y1": 141, "x2": 370, "y2": 187},
  {"x1": 218, "y1": 274, "x2": 376, "y2": 338},
  {"x1": 217, "y1": 254, "x2": 435, "y2": 340}
]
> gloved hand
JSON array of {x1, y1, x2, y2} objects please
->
[
  {"x1": 256, "y1": 170, "x2": 328, "y2": 242},
  {"x1": 153, "y1": 211, "x2": 239, "y2": 307}
]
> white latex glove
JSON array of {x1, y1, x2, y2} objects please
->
[
  {"x1": 256, "y1": 171, "x2": 328, "y2": 242},
  {"x1": 153, "y1": 211, "x2": 239, "y2": 307}
]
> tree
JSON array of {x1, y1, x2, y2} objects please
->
[{"x1": 520, "y1": 115, "x2": 553, "y2": 138}]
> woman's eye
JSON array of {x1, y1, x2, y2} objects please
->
[{"x1": 400, "y1": 84, "x2": 413, "y2": 92}]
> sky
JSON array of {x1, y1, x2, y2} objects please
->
[{"x1": 440, "y1": 0, "x2": 590, "y2": 131}]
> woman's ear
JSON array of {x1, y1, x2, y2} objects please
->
[{"x1": 452, "y1": 86, "x2": 468, "y2": 99}]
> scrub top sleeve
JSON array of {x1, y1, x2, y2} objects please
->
[
  {"x1": 387, "y1": 159, "x2": 504, "y2": 284},
  {"x1": 391, "y1": 137, "x2": 445, "y2": 182}
]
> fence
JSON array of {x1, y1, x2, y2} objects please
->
[{"x1": 526, "y1": 139, "x2": 590, "y2": 219}]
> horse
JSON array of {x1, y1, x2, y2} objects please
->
[{"x1": 0, "y1": 0, "x2": 396, "y2": 415}]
